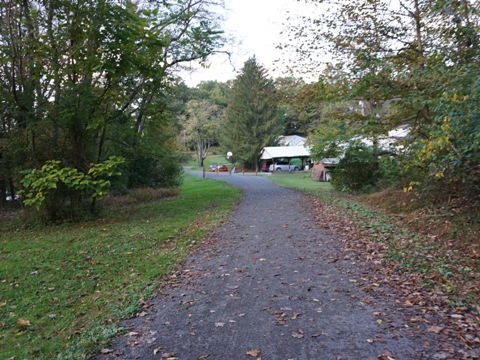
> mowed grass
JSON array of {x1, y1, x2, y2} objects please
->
[
  {"x1": 185, "y1": 154, "x2": 229, "y2": 170},
  {"x1": 268, "y1": 172, "x2": 332, "y2": 194},
  {"x1": 0, "y1": 175, "x2": 241, "y2": 359}
]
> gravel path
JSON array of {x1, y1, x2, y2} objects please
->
[{"x1": 95, "y1": 172, "x2": 428, "y2": 360}]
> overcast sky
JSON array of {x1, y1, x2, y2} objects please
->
[{"x1": 180, "y1": 0, "x2": 319, "y2": 86}]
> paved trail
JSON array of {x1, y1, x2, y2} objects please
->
[{"x1": 95, "y1": 172, "x2": 427, "y2": 360}]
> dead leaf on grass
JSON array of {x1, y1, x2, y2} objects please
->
[{"x1": 17, "y1": 318, "x2": 31, "y2": 327}]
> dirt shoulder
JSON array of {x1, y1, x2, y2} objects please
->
[{"x1": 94, "y1": 173, "x2": 478, "y2": 359}]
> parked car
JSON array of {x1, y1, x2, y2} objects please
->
[
  {"x1": 261, "y1": 161, "x2": 272, "y2": 172},
  {"x1": 269, "y1": 161, "x2": 300, "y2": 172},
  {"x1": 217, "y1": 164, "x2": 228, "y2": 172},
  {"x1": 209, "y1": 164, "x2": 217, "y2": 172}
]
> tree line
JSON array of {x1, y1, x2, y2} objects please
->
[
  {"x1": 280, "y1": 0, "x2": 480, "y2": 197},
  {"x1": 2, "y1": 0, "x2": 478, "y2": 221},
  {"x1": 0, "y1": 0, "x2": 225, "y2": 220},
  {"x1": 186, "y1": 0, "x2": 480, "y2": 202}
]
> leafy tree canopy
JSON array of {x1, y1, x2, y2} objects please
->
[
  {"x1": 284, "y1": 0, "x2": 480, "y2": 196},
  {"x1": 0, "y1": 0, "x2": 226, "y2": 218}
]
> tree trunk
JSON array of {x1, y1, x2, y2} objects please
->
[
  {"x1": 413, "y1": 0, "x2": 425, "y2": 69},
  {"x1": 0, "y1": 178, "x2": 6, "y2": 207}
]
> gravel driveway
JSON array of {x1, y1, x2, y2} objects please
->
[{"x1": 94, "y1": 172, "x2": 429, "y2": 359}]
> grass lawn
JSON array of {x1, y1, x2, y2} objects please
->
[
  {"x1": 268, "y1": 172, "x2": 332, "y2": 195},
  {"x1": 0, "y1": 175, "x2": 241, "y2": 359}
]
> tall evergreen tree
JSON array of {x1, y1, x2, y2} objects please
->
[{"x1": 221, "y1": 57, "x2": 283, "y2": 171}]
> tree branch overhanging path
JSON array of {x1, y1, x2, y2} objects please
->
[{"x1": 95, "y1": 173, "x2": 459, "y2": 360}]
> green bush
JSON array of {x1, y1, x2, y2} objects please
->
[
  {"x1": 126, "y1": 152, "x2": 184, "y2": 189},
  {"x1": 19, "y1": 156, "x2": 124, "y2": 221},
  {"x1": 332, "y1": 142, "x2": 379, "y2": 193}
]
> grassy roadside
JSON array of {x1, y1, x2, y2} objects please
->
[
  {"x1": 0, "y1": 175, "x2": 241, "y2": 359},
  {"x1": 268, "y1": 173, "x2": 480, "y2": 309},
  {"x1": 268, "y1": 172, "x2": 333, "y2": 195}
]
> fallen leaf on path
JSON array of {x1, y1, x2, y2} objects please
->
[
  {"x1": 377, "y1": 354, "x2": 395, "y2": 360},
  {"x1": 101, "y1": 348, "x2": 114, "y2": 354},
  {"x1": 161, "y1": 352, "x2": 176, "y2": 359},
  {"x1": 292, "y1": 330, "x2": 304, "y2": 338},
  {"x1": 139, "y1": 298, "x2": 150, "y2": 308},
  {"x1": 291, "y1": 312, "x2": 302, "y2": 320},
  {"x1": 428, "y1": 325, "x2": 444, "y2": 334},
  {"x1": 432, "y1": 353, "x2": 451, "y2": 360},
  {"x1": 246, "y1": 349, "x2": 261, "y2": 358},
  {"x1": 311, "y1": 332, "x2": 329, "y2": 338},
  {"x1": 214, "y1": 322, "x2": 225, "y2": 327}
]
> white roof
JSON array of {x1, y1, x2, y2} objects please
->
[
  {"x1": 278, "y1": 135, "x2": 307, "y2": 147},
  {"x1": 260, "y1": 146, "x2": 311, "y2": 160}
]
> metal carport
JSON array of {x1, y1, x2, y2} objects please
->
[{"x1": 260, "y1": 146, "x2": 311, "y2": 171}]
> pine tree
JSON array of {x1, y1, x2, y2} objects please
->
[{"x1": 222, "y1": 57, "x2": 283, "y2": 171}]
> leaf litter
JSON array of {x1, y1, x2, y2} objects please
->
[{"x1": 305, "y1": 194, "x2": 480, "y2": 358}]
